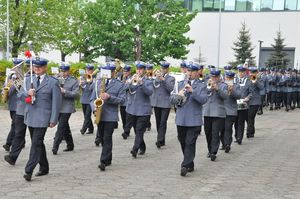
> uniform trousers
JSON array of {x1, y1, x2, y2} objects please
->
[
  {"x1": 177, "y1": 125, "x2": 201, "y2": 169},
  {"x1": 127, "y1": 114, "x2": 150, "y2": 152},
  {"x1": 247, "y1": 105, "x2": 259, "y2": 136},
  {"x1": 9, "y1": 114, "x2": 27, "y2": 162},
  {"x1": 154, "y1": 107, "x2": 171, "y2": 144},
  {"x1": 204, "y1": 117, "x2": 224, "y2": 155},
  {"x1": 5, "y1": 111, "x2": 16, "y2": 146},
  {"x1": 97, "y1": 121, "x2": 117, "y2": 165},
  {"x1": 53, "y1": 113, "x2": 74, "y2": 151},
  {"x1": 81, "y1": 104, "x2": 94, "y2": 133},
  {"x1": 25, "y1": 127, "x2": 49, "y2": 174}
]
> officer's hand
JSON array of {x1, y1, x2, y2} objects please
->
[
  {"x1": 49, "y1": 123, "x2": 56, "y2": 128},
  {"x1": 100, "y1": 92, "x2": 110, "y2": 100},
  {"x1": 60, "y1": 87, "x2": 66, "y2": 93},
  {"x1": 27, "y1": 89, "x2": 36, "y2": 96},
  {"x1": 185, "y1": 84, "x2": 193, "y2": 93},
  {"x1": 244, "y1": 97, "x2": 249, "y2": 102}
]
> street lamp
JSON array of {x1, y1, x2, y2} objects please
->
[
  {"x1": 258, "y1": 40, "x2": 263, "y2": 68},
  {"x1": 6, "y1": 0, "x2": 9, "y2": 60},
  {"x1": 217, "y1": 0, "x2": 222, "y2": 68}
]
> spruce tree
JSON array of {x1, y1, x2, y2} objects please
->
[
  {"x1": 268, "y1": 31, "x2": 289, "y2": 69},
  {"x1": 232, "y1": 22, "x2": 255, "y2": 66}
]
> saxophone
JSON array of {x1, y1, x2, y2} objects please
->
[
  {"x1": 1, "y1": 76, "x2": 13, "y2": 103},
  {"x1": 94, "y1": 78, "x2": 106, "y2": 125}
]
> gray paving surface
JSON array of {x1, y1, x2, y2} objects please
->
[{"x1": 0, "y1": 108, "x2": 299, "y2": 199}]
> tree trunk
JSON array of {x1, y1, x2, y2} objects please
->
[{"x1": 61, "y1": 51, "x2": 67, "y2": 62}]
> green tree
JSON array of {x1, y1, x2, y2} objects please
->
[
  {"x1": 47, "y1": 0, "x2": 85, "y2": 61},
  {"x1": 0, "y1": 0, "x2": 63, "y2": 57},
  {"x1": 268, "y1": 30, "x2": 289, "y2": 69},
  {"x1": 83, "y1": 0, "x2": 196, "y2": 63},
  {"x1": 232, "y1": 22, "x2": 255, "y2": 66}
]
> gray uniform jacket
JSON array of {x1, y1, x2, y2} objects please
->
[
  {"x1": 170, "y1": 79, "x2": 208, "y2": 126},
  {"x1": 80, "y1": 80, "x2": 93, "y2": 104},
  {"x1": 249, "y1": 79, "x2": 264, "y2": 106},
  {"x1": 203, "y1": 82, "x2": 228, "y2": 118},
  {"x1": 21, "y1": 75, "x2": 62, "y2": 128},
  {"x1": 120, "y1": 76, "x2": 131, "y2": 107},
  {"x1": 126, "y1": 78, "x2": 153, "y2": 116},
  {"x1": 16, "y1": 73, "x2": 30, "y2": 116},
  {"x1": 8, "y1": 85, "x2": 18, "y2": 111},
  {"x1": 151, "y1": 74, "x2": 175, "y2": 108},
  {"x1": 60, "y1": 76, "x2": 79, "y2": 113},
  {"x1": 259, "y1": 74, "x2": 268, "y2": 95},
  {"x1": 268, "y1": 74, "x2": 276, "y2": 92},
  {"x1": 90, "y1": 78, "x2": 125, "y2": 122},
  {"x1": 224, "y1": 84, "x2": 241, "y2": 116},
  {"x1": 235, "y1": 77, "x2": 253, "y2": 108}
]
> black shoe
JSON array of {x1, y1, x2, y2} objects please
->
[
  {"x1": 130, "y1": 150, "x2": 137, "y2": 158},
  {"x1": 35, "y1": 171, "x2": 49, "y2": 177},
  {"x1": 187, "y1": 167, "x2": 194, "y2": 173},
  {"x1": 220, "y1": 146, "x2": 225, "y2": 150},
  {"x1": 248, "y1": 134, "x2": 254, "y2": 138},
  {"x1": 156, "y1": 141, "x2": 165, "y2": 149},
  {"x1": 206, "y1": 153, "x2": 211, "y2": 158},
  {"x1": 23, "y1": 173, "x2": 32, "y2": 181},
  {"x1": 138, "y1": 150, "x2": 145, "y2": 155},
  {"x1": 210, "y1": 154, "x2": 217, "y2": 161},
  {"x1": 86, "y1": 131, "x2": 93, "y2": 134},
  {"x1": 225, "y1": 145, "x2": 231, "y2": 153},
  {"x1": 4, "y1": 155, "x2": 15, "y2": 165},
  {"x1": 52, "y1": 148, "x2": 58, "y2": 155},
  {"x1": 63, "y1": 148, "x2": 74, "y2": 152},
  {"x1": 180, "y1": 167, "x2": 188, "y2": 177},
  {"x1": 80, "y1": 129, "x2": 85, "y2": 135},
  {"x1": 246, "y1": 134, "x2": 250, "y2": 138},
  {"x1": 95, "y1": 140, "x2": 100, "y2": 147},
  {"x1": 122, "y1": 133, "x2": 129, "y2": 140},
  {"x1": 3, "y1": 144, "x2": 10, "y2": 152},
  {"x1": 270, "y1": 106, "x2": 273, "y2": 111},
  {"x1": 98, "y1": 163, "x2": 106, "y2": 171},
  {"x1": 237, "y1": 140, "x2": 242, "y2": 145}
]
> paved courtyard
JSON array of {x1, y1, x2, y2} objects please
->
[{"x1": 0, "y1": 107, "x2": 299, "y2": 199}]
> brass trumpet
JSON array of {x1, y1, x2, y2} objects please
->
[
  {"x1": 250, "y1": 75, "x2": 257, "y2": 83},
  {"x1": 86, "y1": 68, "x2": 99, "y2": 83}
]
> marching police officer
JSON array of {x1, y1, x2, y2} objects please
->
[
  {"x1": 170, "y1": 63, "x2": 208, "y2": 176},
  {"x1": 2, "y1": 58, "x2": 22, "y2": 152},
  {"x1": 127, "y1": 62, "x2": 153, "y2": 158},
  {"x1": 268, "y1": 68, "x2": 277, "y2": 110},
  {"x1": 291, "y1": 69, "x2": 298, "y2": 109},
  {"x1": 203, "y1": 68, "x2": 228, "y2": 161},
  {"x1": 221, "y1": 71, "x2": 241, "y2": 153},
  {"x1": 4, "y1": 60, "x2": 31, "y2": 165},
  {"x1": 151, "y1": 62, "x2": 175, "y2": 148},
  {"x1": 257, "y1": 68, "x2": 268, "y2": 115},
  {"x1": 21, "y1": 57, "x2": 62, "y2": 181},
  {"x1": 234, "y1": 65, "x2": 252, "y2": 144},
  {"x1": 90, "y1": 64, "x2": 125, "y2": 171},
  {"x1": 79, "y1": 64, "x2": 95, "y2": 135},
  {"x1": 247, "y1": 67, "x2": 264, "y2": 138},
  {"x1": 52, "y1": 63, "x2": 79, "y2": 155},
  {"x1": 120, "y1": 65, "x2": 133, "y2": 139}
]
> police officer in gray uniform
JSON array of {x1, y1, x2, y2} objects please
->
[
  {"x1": 90, "y1": 64, "x2": 125, "y2": 171},
  {"x1": 170, "y1": 63, "x2": 208, "y2": 176},
  {"x1": 151, "y1": 62, "x2": 175, "y2": 148},
  {"x1": 268, "y1": 68, "x2": 277, "y2": 110},
  {"x1": 221, "y1": 71, "x2": 241, "y2": 153},
  {"x1": 52, "y1": 63, "x2": 79, "y2": 155},
  {"x1": 203, "y1": 68, "x2": 228, "y2": 161},
  {"x1": 3, "y1": 58, "x2": 22, "y2": 152},
  {"x1": 234, "y1": 65, "x2": 252, "y2": 144},
  {"x1": 257, "y1": 68, "x2": 268, "y2": 115},
  {"x1": 120, "y1": 65, "x2": 133, "y2": 139},
  {"x1": 247, "y1": 67, "x2": 264, "y2": 138},
  {"x1": 4, "y1": 60, "x2": 31, "y2": 165},
  {"x1": 126, "y1": 62, "x2": 153, "y2": 158},
  {"x1": 21, "y1": 57, "x2": 62, "y2": 181},
  {"x1": 80, "y1": 64, "x2": 95, "y2": 135}
]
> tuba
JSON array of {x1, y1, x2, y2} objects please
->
[{"x1": 94, "y1": 78, "x2": 106, "y2": 124}]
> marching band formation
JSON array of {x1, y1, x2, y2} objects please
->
[{"x1": 2, "y1": 56, "x2": 300, "y2": 181}]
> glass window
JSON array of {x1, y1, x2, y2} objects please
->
[
  {"x1": 192, "y1": 0, "x2": 203, "y2": 11},
  {"x1": 261, "y1": 0, "x2": 273, "y2": 11},
  {"x1": 203, "y1": 0, "x2": 214, "y2": 11},
  {"x1": 224, "y1": 0, "x2": 236, "y2": 11},
  {"x1": 273, "y1": 0, "x2": 284, "y2": 10},
  {"x1": 236, "y1": 0, "x2": 247, "y2": 11},
  {"x1": 298, "y1": 1, "x2": 300, "y2": 10},
  {"x1": 213, "y1": 0, "x2": 225, "y2": 10},
  {"x1": 251, "y1": 0, "x2": 261, "y2": 11},
  {"x1": 285, "y1": 0, "x2": 297, "y2": 10}
]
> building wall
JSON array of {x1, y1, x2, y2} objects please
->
[{"x1": 185, "y1": 11, "x2": 300, "y2": 68}]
